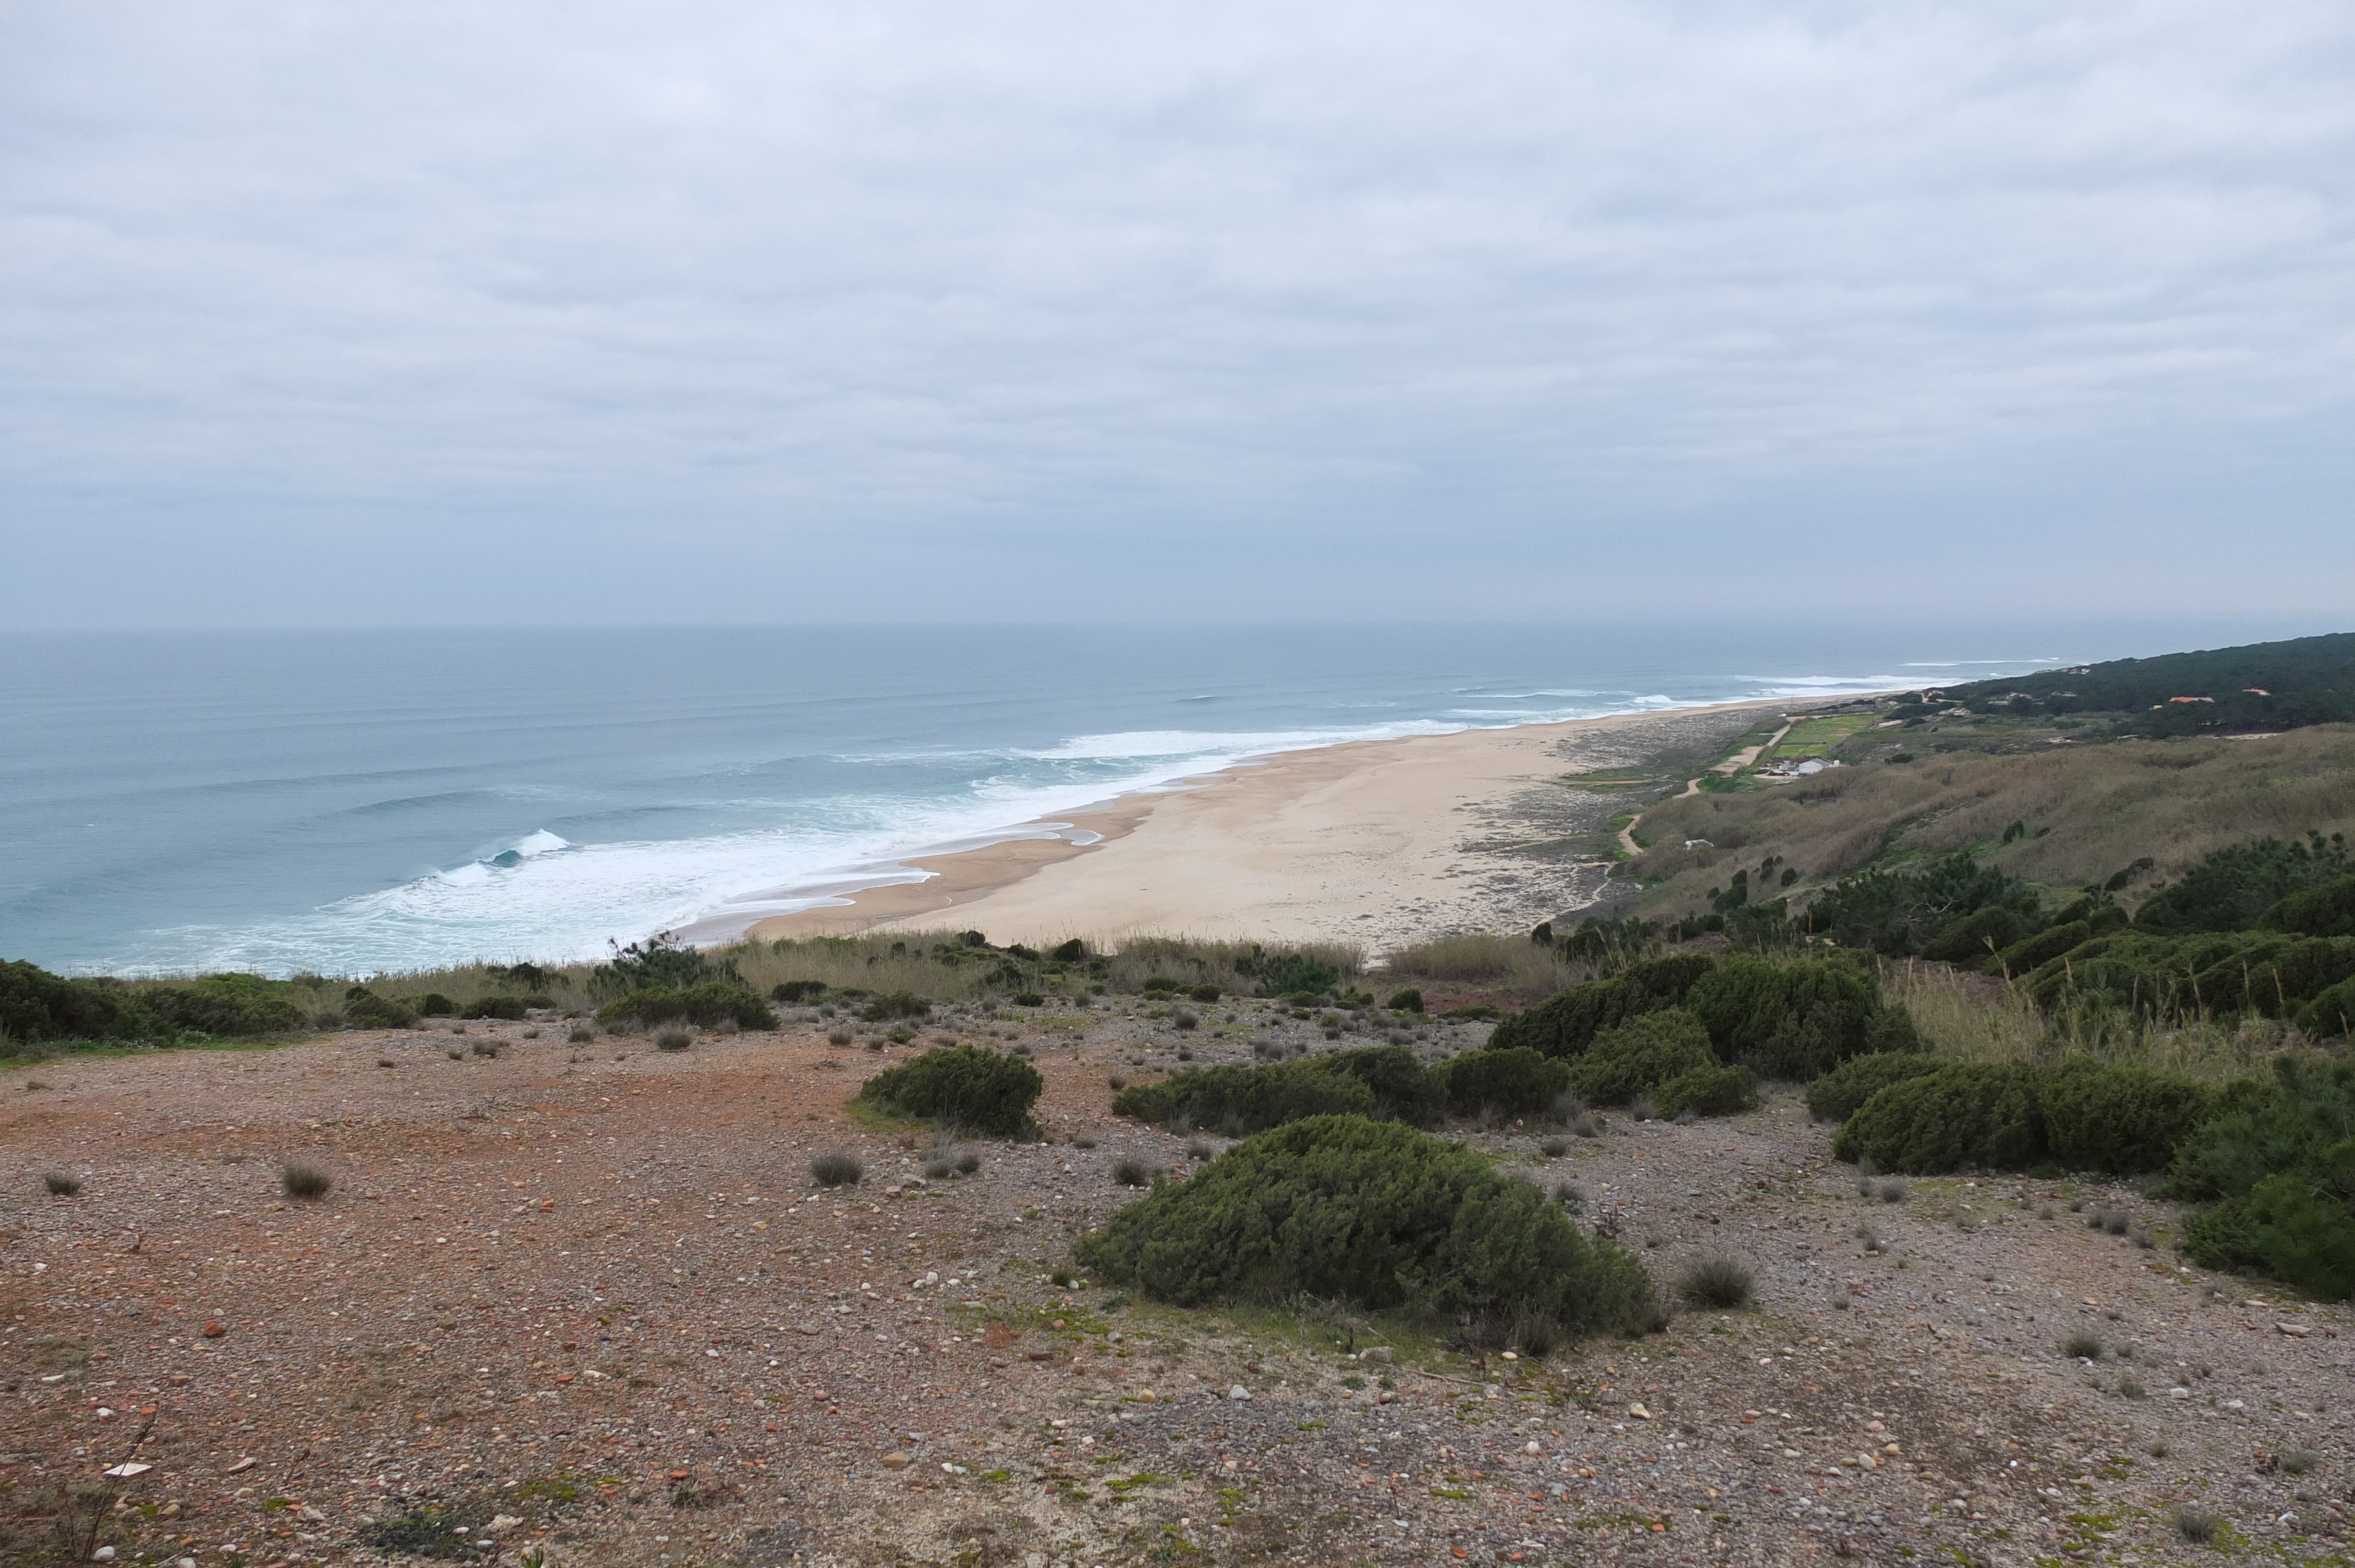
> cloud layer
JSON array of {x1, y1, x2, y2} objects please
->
[{"x1": 4, "y1": 0, "x2": 2350, "y2": 623}]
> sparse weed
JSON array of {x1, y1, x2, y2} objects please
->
[
  {"x1": 656, "y1": 1028, "x2": 692, "y2": 1052},
  {"x1": 281, "y1": 1162, "x2": 333, "y2": 1201},
  {"x1": 43, "y1": 1171, "x2": 81, "y2": 1197},
  {"x1": 2171, "y1": 1501, "x2": 2220, "y2": 1544},
  {"x1": 811, "y1": 1152, "x2": 863, "y2": 1187},
  {"x1": 2061, "y1": 1330, "x2": 2105, "y2": 1360},
  {"x1": 1677, "y1": 1251, "x2": 1755, "y2": 1310}
]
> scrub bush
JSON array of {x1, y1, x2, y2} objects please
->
[
  {"x1": 1113, "y1": 1060, "x2": 1374, "y2": 1135},
  {"x1": 2297, "y1": 977, "x2": 2355, "y2": 1039},
  {"x1": 2039, "y1": 1061, "x2": 2215, "y2": 1175},
  {"x1": 1565, "y1": 1009, "x2": 1714, "y2": 1106},
  {"x1": 144, "y1": 974, "x2": 307, "y2": 1037},
  {"x1": 341, "y1": 986, "x2": 417, "y2": 1029},
  {"x1": 416, "y1": 992, "x2": 456, "y2": 1017},
  {"x1": 769, "y1": 979, "x2": 828, "y2": 1004},
  {"x1": 1685, "y1": 957, "x2": 1879, "y2": 1079},
  {"x1": 1919, "y1": 905, "x2": 2035, "y2": 964},
  {"x1": 1487, "y1": 953, "x2": 1717, "y2": 1059},
  {"x1": 1076, "y1": 1115, "x2": 1654, "y2": 1336},
  {"x1": 1653, "y1": 1063, "x2": 1759, "y2": 1118},
  {"x1": 594, "y1": 983, "x2": 778, "y2": 1031},
  {"x1": 2171, "y1": 1057, "x2": 2355, "y2": 1295},
  {"x1": 1805, "y1": 1052, "x2": 1945, "y2": 1125},
  {"x1": 857, "y1": 1045, "x2": 1044, "y2": 1137},
  {"x1": 1, "y1": 959, "x2": 158, "y2": 1044},
  {"x1": 462, "y1": 995, "x2": 530, "y2": 1021},
  {"x1": 2261, "y1": 873, "x2": 2355, "y2": 939},
  {"x1": 1386, "y1": 988, "x2": 1425, "y2": 1014},
  {"x1": 1442, "y1": 1047, "x2": 1574, "y2": 1117},
  {"x1": 1832, "y1": 1063, "x2": 2045, "y2": 1173},
  {"x1": 1316, "y1": 1045, "x2": 1445, "y2": 1127}
]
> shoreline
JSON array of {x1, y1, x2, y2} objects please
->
[{"x1": 744, "y1": 696, "x2": 1809, "y2": 954}]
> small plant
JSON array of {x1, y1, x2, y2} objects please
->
[
  {"x1": 447, "y1": 1048, "x2": 465, "y2": 1059},
  {"x1": 1830, "y1": 1292, "x2": 1851, "y2": 1310},
  {"x1": 1676, "y1": 1251, "x2": 1755, "y2": 1310},
  {"x1": 2116, "y1": 1375, "x2": 2147, "y2": 1398},
  {"x1": 1172, "y1": 1010, "x2": 1198, "y2": 1031},
  {"x1": 568, "y1": 1025, "x2": 595, "y2": 1044},
  {"x1": 43, "y1": 1170, "x2": 81, "y2": 1196},
  {"x1": 811, "y1": 1152, "x2": 864, "y2": 1187},
  {"x1": 2060, "y1": 1330, "x2": 2105, "y2": 1360},
  {"x1": 923, "y1": 1157, "x2": 953, "y2": 1181},
  {"x1": 656, "y1": 1028, "x2": 692, "y2": 1051},
  {"x1": 1552, "y1": 1180, "x2": 1586, "y2": 1212},
  {"x1": 1539, "y1": 1138, "x2": 1568, "y2": 1158},
  {"x1": 957, "y1": 1150, "x2": 981, "y2": 1174},
  {"x1": 1855, "y1": 1222, "x2": 1882, "y2": 1253},
  {"x1": 1107, "y1": 1075, "x2": 1126, "y2": 1091},
  {"x1": 1112, "y1": 1158, "x2": 1160, "y2": 1187},
  {"x1": 1176, "y1": 1048, "x2": 1193, "y2": 1061},
  {"x1": 2149, "y1": 1439, "x2": 2171, "y2": 1458},
  {"x1": 2038, "y1": 1203, "x2": 2055, "y2": 1219},
  {"x1": 2280, "y1": 1449, "x2": 2321, "y2": 1476},
  {"x1": 472, "y1": 1039, "x2": 501, "y2": 1057},
  {"x1": 1878, "y1": 1178, "x2": 1908, "y2": 1204},
  {"x1": 378, "y1": 1057, "x2": 397, "y2": 1068},
  {"x1": 2103, "y1": 1209, "x2": 2130, "y2": 1236},
  {"x1": 827, "y1": 1029, "x2": 853, "y2": 1047},
  {"x1": 2171, "y1": 1501, "x2": 2221, "y2": 1544},
  {"x1": 1185, "y1": 1138, "x2": 1216, "y2": 1161},
  {"x1": 1570, "y1": 1110, "x2": 1600, "y2": 1138},
  {"x1": 2131, "y1": 1226, "x2": 2156, "y2": 1249},
  {"x1": 281, "y1": 1162, "x2": 333, "y2": 1201},
  {"x1": 1072, "y1": 1132, "x2": 1099, "y2": 1150}
]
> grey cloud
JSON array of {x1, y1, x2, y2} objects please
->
[{"x1": 2, "y1": 0, "x2": 2350, "y2": 623}]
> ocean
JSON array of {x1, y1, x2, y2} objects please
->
[{"x1": 0, "y1": 619, "x2": 2311, "y2": 977}]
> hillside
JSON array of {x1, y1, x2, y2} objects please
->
[{"x1": 1932, "y1": 630, "x2": 2355, "y2": 736}]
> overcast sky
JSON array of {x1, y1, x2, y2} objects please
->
[{"x1": 3, "y1": 1, "x2": 2349, "y2": 626}]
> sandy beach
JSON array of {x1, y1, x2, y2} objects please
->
[{"x1": 748, "y1": 700, "x2": 1789, "y2": 954}]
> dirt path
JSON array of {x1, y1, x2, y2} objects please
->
[
  {"x1": 1616, "y1": 720, "x2": 1795, "y2": 860},
  {"x1": 5, "y1": 1010, "x2": 2346, "y2": 1566}
]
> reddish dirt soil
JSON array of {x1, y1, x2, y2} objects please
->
[{"x1": 5, "y1": 1008, "x2": 2350, "y2": 1566}]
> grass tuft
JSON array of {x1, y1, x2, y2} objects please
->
[
  {"x1": 1676, "y1": 1251, "x2": 1755, "y2": 1310},
  {"x1": 43, "y1": 1170, "x2": 81, "y2": 1197},
  {"x1": 2171, "y1": 1501, "x2": 2221, "y2": 1544},
  {"x1": 811, "y1": 1152, "x2": 863, "y2": 1187},
  {"x1": 655, "y1": 1028, "x2": 692, "y2": 1051},
  {"x1": 2060, "y1": 1329, "x2": 2105, "y2": 1360},
  {"x1": 281, "y1": 1162, "x2": 333, "y2": 1201}
]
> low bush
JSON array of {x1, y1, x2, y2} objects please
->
[
  {"x1": 462, "y1": 995, "x2": 530, "y2": 1021},
  {"x1": 2261, "y1": 873, "x2": 2355, "y2": 939},
  {"x1": 1114, "y1": 1060, "x2": 1374, "y2": 1135},
  {"x1": 2297, "y1": 976, "x2": 2355, "y2": 1039},
  {"x1": 1441, "y1": 1046, "x2": 1573, "y2": 1117},
  {"x1": 1112, "y1": 1158, "x2": 1160, "y2": 1187},
  {"x1": 1486, "y1": 954, "x2": 1716, "y2": 1058},
  {"x1": 1316, "y1": 1045, "x2": 1445, "y2": 1127},
  {"x1": 2172, "y1": 1057, "x2": 2355, "y2": 1297},
  {"x1": 1565, "y1": 1010, "x2": 1714, "y2": 1107},
  {"x1": 416, "y1": 992, "x2": 456, "y2": 1017},
  {"x1": 594, "y1": 983, "x2": 777, "y2": 1031},
  {"x1": 44, "y1": 1171, "x2": 81, "y2": 1196},
  {"x1": 342, "y1": 986, "x2": 417, "y2": 1029},
  {"x1": 1653, "y1": 1063, "x2": 1759, "y2": 1118},
  {"x1": 1, "y1": 958, "x2": 158, "y2": 1044},
  {"x1": 1686, "y1": 958, "x2": 1880, "y2": 1080},
  {"x1": 655, "y1": 1028, "x2": 692, "y2": 1051},
  {"x1": 1919, "y1": 905, "x2": 2035, "y2": 964},
  {"x1": 856, "y1": 1045, "x2": 1044, "y2": 1137},
  {"x1": 811, "y1": 1152, "x2": 863, "y2": 1187},
  {"x1": 769, "y1": 979, "x2": 828, "y2": 1004},
  {"x1": 1676, "y1": 1251, "x2": 1755, "y2": 1308},
  {"x1": 281, "y1": 1162, "x2": 333, "y2": 1201},
  {"x1": 1805, "y1": 1052, "x2": 1945, "y2": 1124},
  {"x1": 145, "y1": 974, "x2": 307, "y2": 1037},
  {"x1": 860, "y1": 989, "x2": 931, "y2": 1022},
  {"x1": 1189, "y1": 984, "x2": 1222, "y2": 1003},
  {"x1": 1076, "y1": 1115, "x2": 1654, "y2": 1337},
  {"x1": 2039, "y1": 1061, "x2": 2215, "y2": 1175},
  {"x1": 1386, "y1": 988, "x2": 1424, "y2": 1014},
  {"x1": 1832, "y1": 1063, "x2": 2045, "y2": 1173}
]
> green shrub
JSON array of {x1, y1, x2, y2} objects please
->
[
  {"x1": 858, "y1": 989, "x2": 931, "y2": 1022},
  {"x1": 1805, "y1": 1052, "x2": 1943, "y2": 1124},
  {"x1": 1566, "y1": 1009, "x2": 1715, "y2": 1106},
  {"x1": 1316, "y1": 1045, "x2": 1444, "y2": 1127},
  {"x1": 1244, "y1": 951, "x2": 1344, "y2": 998},
  {"x1": 1832, "y1": 1063, "x2": 2045, "y2": 1173},
  {"x1": 1114, "y1": 1060, "x2": 1374, "y2": 1135},
  {"x1": 1486, "y1": 954, "x2": 1716, "y2": 1058},
  {"x1": 769, "y1": 979, "x2": 828, "y2": 1003},
  {"x1": 2261, "y1": 873, "x2": 2355, "y2": 939},
  {"x1": 144, "y1": 974, "x2": 307, "y2": 1037},
  {"x1": 2136, "y1": 831, "x2": 2353, "y2": 932},
  {"x1": 2184, "y1": 1173, "x2": 2355, "y2": 1300},
  {"x1": 1189, "y1": 984, "x2": 1222, "y2": 1003},
  {"x1": 857, "y1": 1044, "x2": 1043, "y2": 1137},
  {"x1": 416, "y1": 992, "x2": 456, "y2": 1017},
  {"x1": 462, "y1": 994, "x2": 530, "y2": 1021},
  {"x1": 1989, "y1": 919, "x2": 2097, "y2": 977},
  {"x1": 1685, "y1": 958, "x2": 1879, "y2": 1079},
  {"x1": 341, "y1": 987, "x2": 417, "y2": 1029},
  {"x1": 1442, "y1": 1047, "x2": 1573, "y2": 1117},
  {"x1": 2039, "y1": 1061, "x2": 2215, "y2": 1175},
  {"x1": 1807, "y1": 851, "x2": 2040, "y2": 956},
  {"x1": 1919, "y1": 905, "x2": 2035, "y2": 964},
  {"x1": 2295, "y1": 976, "x2": 2355, "y2": 1039},
  {"x1": 1386, "y1": 988, "x2": 1425, "y2": 1014},
  {"x1": 1653, "y1": 1063, "x2": 1759, "y2": 1118},
  {"x1": 1076, "y1": 1115, "x2": 1653, "y2": 1336},
  {"x1": 0, "y1": 959, "x2": 158, "y2": 1044},
  {"x1": 594, "y1": 983, "x2": 777, "y2": 1031}
]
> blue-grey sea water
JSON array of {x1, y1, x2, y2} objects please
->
[{"x1": 0, "y1": 620, "x2": 2318, "y2": 976}]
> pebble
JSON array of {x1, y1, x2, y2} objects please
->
[
  {"x1": 883, "y1": 1451, "x2": 912, "y2": 1470},
  {"x1": 1228, "y1": 1384, "x2": 1252, "y2": 1401}
]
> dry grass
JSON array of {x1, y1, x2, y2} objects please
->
[
  {"x1": 1377, "y1": 932, "x2": 1580, "y2": 1002},
  {"x1": 1629, "y1": 725, "x2": 2355, "y2": 915},
  {"x1": 1890, "y1": 961, "x2": 2299, "y2": 1082}
]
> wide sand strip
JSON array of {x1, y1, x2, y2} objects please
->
[{"x1": 748, "y1": 699, "x2": 1795, "y2": 954}]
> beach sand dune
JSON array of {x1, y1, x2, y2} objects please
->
[{"x1": 751, "y1": 701, "x2": 1780, "y2": 953}]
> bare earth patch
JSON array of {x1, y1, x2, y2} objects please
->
[{"x1": 5, "y1": 1009, "x2": 2349, "y2": 1565}]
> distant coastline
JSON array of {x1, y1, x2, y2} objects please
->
[{"x1": 739, "y1": 697, "x2": 1813, "y2": 955}]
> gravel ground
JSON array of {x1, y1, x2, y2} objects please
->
[{"x1": 5, "y1": 1002, "x2": 2350, "y2": 1567}]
